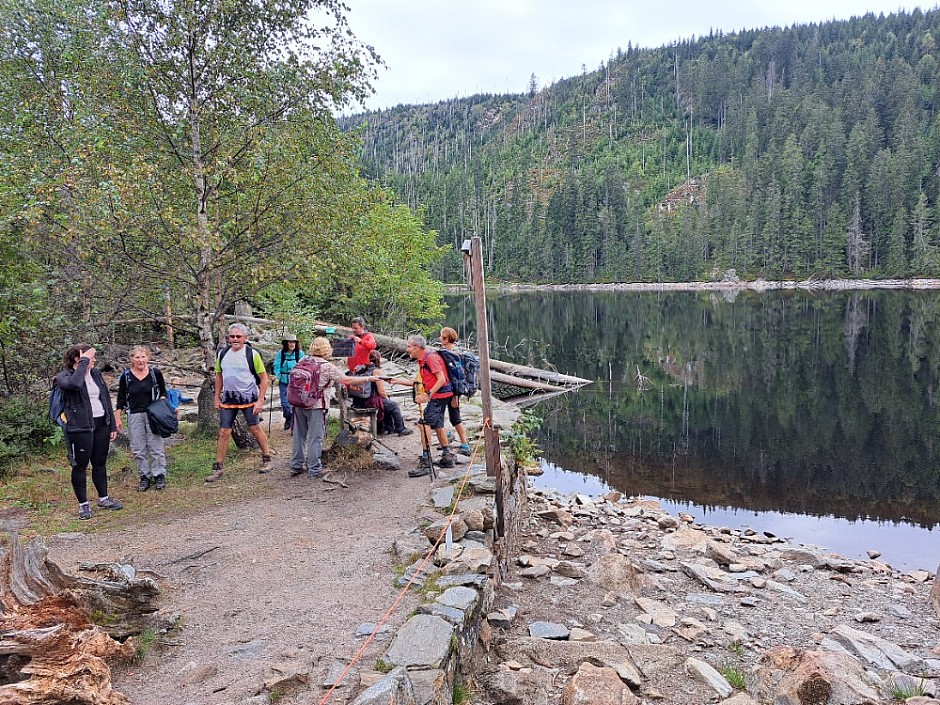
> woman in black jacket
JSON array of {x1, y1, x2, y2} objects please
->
[{"x1": 55, "y1": 343, "x2": 123, "y2": 520}]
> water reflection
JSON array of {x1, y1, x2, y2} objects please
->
[{"x1": 446, "y1": 290, "x2": 940, "y2": 569}]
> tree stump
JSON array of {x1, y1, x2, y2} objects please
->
[{"x1": 1, "y1": 533, "x2": 163, "y2": 704}]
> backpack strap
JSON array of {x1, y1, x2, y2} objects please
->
[{"x1": 218, "y1": 344, "x2": 262, "y2": 387}]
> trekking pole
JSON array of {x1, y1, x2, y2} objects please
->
[{"x1": 416, "y1": 402, "x2": 436, "y2": 481}]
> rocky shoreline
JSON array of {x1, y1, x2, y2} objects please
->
[
  {"x1": 446, "y1": 278, "x2": 940, "y2": 294},
  {"x1": 472, "y1": 485, "x2": 940, "y2": 705}
]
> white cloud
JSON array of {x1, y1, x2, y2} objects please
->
[{"x1": 343, "y1": 0, "x2": 934, "y2": 111}]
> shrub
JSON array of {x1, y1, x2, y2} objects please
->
[{"x1": 0, "y1": 394, "x2": 56, "y2": 475}]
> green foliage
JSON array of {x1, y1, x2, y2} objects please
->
[
  {"x1": 504, "y1": 411, "x2": 542, "y2": 465},
  {"x1": 718, "y1": 662, "x2": 747, "y2": 690},
  {"x1": 452, "y1": 680, "x2": 472, "y2": 705},
  {"x1": 0, "y1": 395, "x2": 57, "y2": 476},
  {"x1": 374, "y1": 658, "x2": 392, "y2": 673},
  {"x1": 346, "y1": 9, "x2": 940, "y2": 283},
  {"x1": 132, "y1": 628, "x2": 159, "y2": 663},
  {"x1": 887, "y1": 679, "x2": 927, "y2": 700}
]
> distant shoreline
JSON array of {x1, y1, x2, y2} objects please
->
[{"x1": 445, "y1": 278, "x2": 940, "y2": 293}]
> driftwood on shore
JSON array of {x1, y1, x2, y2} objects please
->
[
  {"x1": 0, "y1": 533, "x2": 162, "y2": 704},
  {"x1": 313, "y1": 323, "x2": 591, "y2": 399}
]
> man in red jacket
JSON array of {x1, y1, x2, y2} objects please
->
[{"x1": 346, "y1": 317, "x2": 377, "y2": 371}]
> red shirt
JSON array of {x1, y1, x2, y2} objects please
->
[
  {"x1": 346, "y1": 331, "x2": 377, "y2": 370},
  {"x1": 418, "y1": 350, "x2": 453, "y2": 400}
]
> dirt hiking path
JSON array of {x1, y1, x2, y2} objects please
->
[{"x1": 47, "y1": 430, "x2": 431, "y2": 705}]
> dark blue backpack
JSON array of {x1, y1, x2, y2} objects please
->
[
  {"x1": 49, "y1": 381, "x2": 67, "y2": 428},
  {"x1": 437, "y1": 349, "x2": 480, "y2": 399}
]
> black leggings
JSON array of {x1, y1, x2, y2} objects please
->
[{"x1": 66, "y1": 416, "x2": 111, "y2": 503}]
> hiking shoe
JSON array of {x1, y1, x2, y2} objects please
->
[
  {"x1": 206, "y1": 462, "x2": 224, "y2": 482},
  {"x1": 78, "y1": 503, "x2": 92, "y2": 521},
  {"x1": 154, "y1": 475, "x2": 166, "y2": 490},
  {"x1": 438, "y1": 450, "x2": 456, "y2": 468},
  {"x1": 138, "y1": 476, "x2": 151, "y2": 492},
  {"x1": 97, "y1": 497, "x2": 123, "y2": 510},
  {"x1": 397, "y1": 428, "x2": 414, "y2": 436},
  {"x1": 259, "y1": 455, "x2": 272, "y2": 474},
  {"x1": 290, "y1": 467, "x2": 305, "y2": 477},
  {"x1": 283, "y1": 417, "x2": 292, "y2": 431},
  {"x1": 408, "y1": 456, "x2": 433, "y2": 478},
  {"x1": 457, "y1": 444, "x2": 471, "y2": 456},
  {"x1": 307, "y1": 470, "x2": 323, "y2": 479}
]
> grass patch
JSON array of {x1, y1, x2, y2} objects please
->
[
  {"x1": 727, "y1": 640, "x2": 744, "y2": 656},
  {"x1": 374, "y1": 658, "x2": 392, "y2": 673},
  {"x1": 453, "y1": 678, "x2": 472, "y2": 704},
  {"x1": 887, "y1": 679, "x2": 927, "y2": 700},
  {"x1": 131, "y1": 628, "x2": 158, "y2": 663},
  {"x1": 0, "y1": 427, "x2": 279, "y2": 536},
  {"x1": 718, "y1": 662, "x2": 747, "y2": 690}
]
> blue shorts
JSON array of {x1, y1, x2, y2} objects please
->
[
  {"x1": 219, "y1": 406, "x2": 261, "y2": 429},
  {"x1": 421, "y1": 397, "x2": 450, "y2": 430}
]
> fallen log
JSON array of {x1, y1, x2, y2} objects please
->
[
  {"x1": 1, "y1": 533, "x2": 163, "y2": 704},
  {"x1": 313, "y1": 323, "x2": 591, "y2": 393}
]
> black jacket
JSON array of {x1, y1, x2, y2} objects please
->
[{"x1": 54, "y1": 358, "x2": 117, "y2": 433}]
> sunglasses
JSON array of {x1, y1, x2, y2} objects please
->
[{"x1": 229, "y1": 334, "x2": 245, "y2": 339}]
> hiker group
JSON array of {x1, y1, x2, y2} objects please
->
[{"x1": 52, "y1": 319, "x2": 479, "y2": 520}]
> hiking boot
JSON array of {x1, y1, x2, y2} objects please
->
[
  {"x1": 97, "y1": 497, "x2": 123, "y2": 510},
  {"x1": 408, "y1": 456, "x2": 433, "y2": 478},
  {"x1": 206, "y1": 462, "x2": 224, "y2": 482},
  {"x1": 138, "y1": 476, "x2": 151, "y2": 492},
  {"x1": 283, "y1": 417, "x2": 292, "y2": 431},
  {"x1": 154, "y1": 475, "x2": 166, "y2": 490},
  {"x1": 290, "y1": 467, "x2": 305, "y2": 477},
  {"x1": 438, "y1": 450, "x2": 456, "y2": 468},
  {"x1": 78, "y1": 503, "x2": 92, "y2": 521},
  {"x1": 397, "y1": 428, "x2": 414, "y2": 436},
  {"x1": 258, "y1": 455, "x2": 272, "y2": 474},
  {"x1": 457, "y1": 443, "x2": 471, "y2": 456},
  {"x1": 307, "y1": 470, "x2": 323, "y2": 479}
]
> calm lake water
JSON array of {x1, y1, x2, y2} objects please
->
[{"x1": 445, "y1": 289, "x2": 940, "y2": 571}]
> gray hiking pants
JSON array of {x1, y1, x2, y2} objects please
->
[
  {"x1": 291, "y1": 408, "x2": 327, "y2": 474},
  {"x1": 128, "y1": 411, "x2": 167, "y2": 478}
]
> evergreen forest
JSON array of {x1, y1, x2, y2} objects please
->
[{"x1": 343, "y1": 8, "x2": 940, "y2": 284}]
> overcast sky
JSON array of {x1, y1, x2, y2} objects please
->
[{"x1": 342, "y1": 0, "x2": 934, "y2": 112}]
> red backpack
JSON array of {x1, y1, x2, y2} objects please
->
[{"x1": 287, "y1": 358, "x2": 325, "y2": 409}]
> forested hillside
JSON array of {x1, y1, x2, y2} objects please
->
[{"x1": 342, "y1": 9, "x2": 940, "y2": 283}]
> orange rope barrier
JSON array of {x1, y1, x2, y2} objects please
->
[{"x1": 317, "y1": 418, "x2": 492, "y2": 704}]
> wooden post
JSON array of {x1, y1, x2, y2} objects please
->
[{"x1": 464, "y1": 237, "x2": 505, "y2": 538}]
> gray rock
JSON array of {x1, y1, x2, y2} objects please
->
[
  {"x1": 384, "y1": 615, "x2": 454, "y2": 669},
  {"x1": 229, "y1": 639, "x2": 264, "y2": 660},
  {"x1": 487, "y1": 609, "x2": 513, "y2": 630},
  {"x1": 765, "y1": 579, "x2": 807, "y2": 602},
  {"x1": 356, "y1": 622, "x2": 393, "y2": 638},
  {"x1": 562, "y1": 544, "x2": 585, "y2": 558},
  {"x1": 520, "y1": 565, "x2": 551, "y2": 579},
  {"x1": 772, "y1": 568, "x2": 797, "y2": 582},
  {"x1": 739, "y1": 596, "x2": 761, "y2": 607},
  {"x1": 349, "y1": 667, "x2": 418, "y2": 705},
  {"x1": 827, "y1": 623, "x2": 928, "y2": 671},
  {"x1": 753, "y1": 646, "x2": 882, "y2": 705},
  {"x1": 705, "y1": 540, "x2": 739, "y2": 566},
  {"x1": 635, "y1": 597, "x2": 677, "y2": 627},
  {"x1": 549, "y1": 575, "x2": 579, "y2": 587},
  {"x1": 436, "y1": 573, "x2": 487, "y2": 589},
  {"x1": 685, "y1": 593, "x2": 726, "y2": 607},
  {"x1": 887, "y1": 603, "x2": 913, "y2": 619},
  {"x1": 528, "y1": 621, "x2": 570, "y2": 639},
  {"x1": 595, "y1": 657, "x2": 643, "y2": 688},
  {"x1": 372, "y1": 448, "x2": 401, "y2": 472},
  {"x1": 431, "y1": 485, "x2": 456, "y2": 509},
  {"x1": 616, "y1": 623, "x2": 649, "y2": 644},
  {"x1": 322, "y1": 660, "x2": 351, "y2": 688},
  {"x1": 422, "y1": 515, "x2": 468, "y2": 544},
  {"x1": 685, "y1": 657, "x2": 733, "y2": 698},
  {"x1": 442, "y1": 547, "x2": 493, "y2": 574},
  {"x1": 853, "y1": 611, "x2": 881, "y2": 623},
  {"x1": 416, "y1": 602, "x2": 467, "y2": 625},
  {"x1": 437, "y1": 586, "x2": 479, "y2": 611},
  {"x1": 681, "y1": 562, "x2": 748, "y2": 593},
  {"x1": 464, "y1": 530, "x2": 486, "y2": 542}
]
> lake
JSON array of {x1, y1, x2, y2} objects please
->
[{"x1": 445, "y1": 289, "x2": 940, "y2": 571}]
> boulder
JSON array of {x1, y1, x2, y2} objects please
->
[
  {"x1": 479, "y1": 666, "x2": 552, "y2": 705},
  {"x1": 422, "y1": 515, "x2": 468, "y2": 544},
  {"x1": 753, "y1": 646, "x2": 881, "y2": 705},
  {"x1": 349, "y1": 667, "x2": 418, "y2": 705},
  {"x1": 587, "y1": 554, "x2": 652, "y2": 594},
  {"x1": 561, "y1": 662, "x2": 640, "y2": 705}
]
